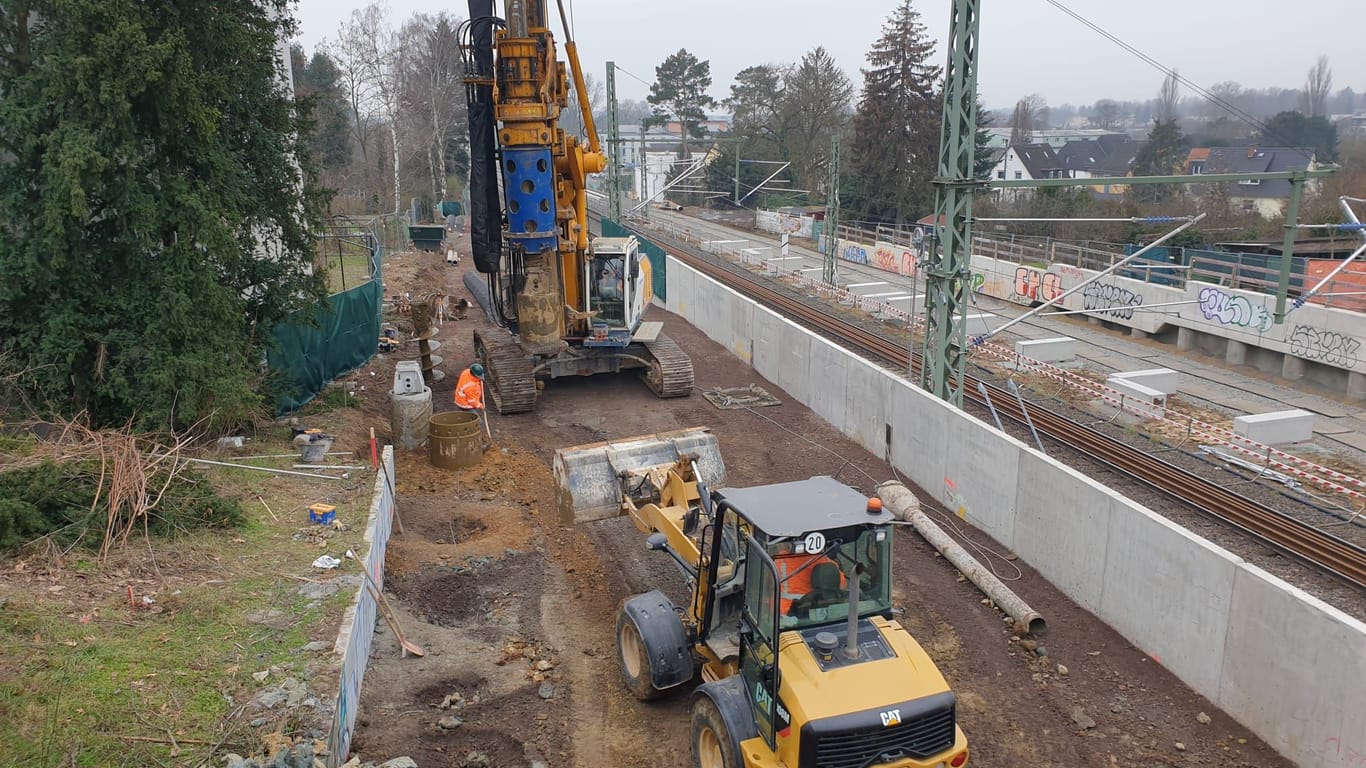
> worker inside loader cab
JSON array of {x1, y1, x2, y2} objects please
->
[
  {"x1": 596, "y1": 256, "x2": 624, "y2": 301},
  {"x1": 776, "y1": 544, "x2": 847, "y2": 619},
  {"x1": 454, "y1": 363, "x2": 485, "y2": 412}
]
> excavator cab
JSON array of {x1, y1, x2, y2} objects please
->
[{"x1": 582, "y1": 235, "x2": 651, "y2": 347}]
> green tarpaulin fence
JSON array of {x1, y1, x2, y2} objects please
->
[{"x1": 269, "y1": 238, "x2": 382, "y2": 413}]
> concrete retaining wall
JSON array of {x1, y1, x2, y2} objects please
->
[
  {"x1": 326, "y1": 447, "x2": 396, "y2": 767},
  {"x1": 660, "y1": 254, "x2": 1366, "y2": 767}
]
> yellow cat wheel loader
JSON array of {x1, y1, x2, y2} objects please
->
[{"x1": 554, "y1": 428, "x2": 969, "y2": 768}]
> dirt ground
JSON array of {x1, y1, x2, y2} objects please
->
[{"x1": 347, "y1": 250, "x2": 1291, "y2": 768}]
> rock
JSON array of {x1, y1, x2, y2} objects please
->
[
  {"x1": 504, "y1": 548, "x2": 522, "y2": 557},
  {"x1": 535, "y1": 660, "x2": 554, "y2": 672},
  {"x1": 538, "y1": 681, "x2": 556, "y2": 700},
  {"x1": 293, "y1": 743, "x2": 314, "y2": 768},
  {"x1": 250, "y1": 718, "x2": 267, "y2": 728},
  {"x1": 253, "y1": 690, "x2": 287, "y2": 710},
  {"x1": 245, "y1": 610, "x2": 292, "y2": 629},
  {"x1": 1196, "y1": 711, "x2": 1211, "y2": 725},
  {"x1": 1071, "y1": 707, "x2": 1097, "y2": 731},
  {"x1": 287, "y1": 687, "x2": 307, "y2": 708},
  {"x1": 301, "y1": 641, "x2": 331, "y2": 653},
  {"x1": 463, "y1": 751, "x2": 491, "y2": 767},
  {"x1": 1111, "y1": 703, "x2": 1125, "y2": 714},
  {"x1": 1175, "y1": 742, "x2": 1186, "y2": 752},
  {"x1": 377, "y1": 759, "x2": 418, "y2": 768},
  {"x1": 1019, "y1": 639, "x2": 1038, "y2": 652},
  {"x1": 224, "y1": 755, "x2": 250, "y2": 768},
  {"x1": 1056, "y1": 664, "x2": 1069, "y2": 676},
  {"x1": 253, "y1": 670, "x2": 271, "y2": 683},
  {"x1": 297, "y1": 582, "x2": 340, "y2": 601},
  {"x1": 273, "y1": 747, "x2": 292, "y2": 768},
  {"x1": 438, "y1": 716, "x2": 462, "y2": 730},
  {"x1": 1034, "y1": 645, "x2": 1049, "y2": 658}
]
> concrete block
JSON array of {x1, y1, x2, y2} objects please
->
[
  {"x1": 750, "y1": 306, "x2": 785, "y2": 383},
  {"x1": 727, "y1": 289, "x2": 754, "y2": 364},
  {"x1": 1098, "y1": 503, "x2": 1239, "y2": 699},
  {"x1": 1105, "y1": 376, "x2": 1167, "y2": 419},
  {"x1": 694, "y1": 275, "x2": 733, "y2": 348},
  {"x1": 1232, "y1": 409, "x2": 1316, "y2": 445},
  {"x1": 1226, "y1": 339, "x2": 1248, "y2": 366},
  {"x1": 663, "y1": 256, "x2": 696, "y2": 318},
  {"x1": 942, "y1": 415, "x2": 1024, "y2": 550},
  {"x1": 1014, "y1": 337, "x2": 1076, "y2": 364},
  {"x1": 1111, "y1": 368, "x2": 1178, "y2": 395},
  {"x1": 776, "y1": 318, "x2": 813, "y2": 402},
  {"x1": 887, "y1": 380, "x2": 952, "y2": 497},
  {"x1": 806, "y1": 336, "x2": 849, "y2": 429},
  {"x1": 1218, "y1": 564, "x2": 1366, "y2": 768},
  {"x1": 1349, "y1": 371, "x2": 1366, "y2": 401},
  {"x1": 1282, "y1": 353, "x2": 1306, "y2": 381},
  {"x1": 1012, "y1": 451, "x2": 1113, "y2": 612},
  {"x1": 1177, "y1": 326, "x2": 1196, "y2": 351},
  {"x1": 842, "y1": 358, "x2": 899, "y2": 460}
]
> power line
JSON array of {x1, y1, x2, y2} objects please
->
[{"x1": 1042, "y1": 0, "x2": 1315, "y2": 161}]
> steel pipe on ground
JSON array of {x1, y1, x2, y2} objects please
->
[{"x1": 877, "y1": 481, "x2": 1046, "y2": 636}]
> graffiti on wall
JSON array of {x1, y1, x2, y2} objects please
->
[
  {"x1": 1012, "y1": 266, "x2": 1064, "y2": 303},
  {"x1": 971, "y1": 272, "x2": 985, "y2": 293},
  {"x1": 839, "y1": 239, "x2": 869, "y2": 265},
  {"x1": 872, "y1": 241, "x2": 918, "y2": 278},
  {"x1": 1197, "y1": 286, "x2": 1273, "y2": 333},
  {"x1": 1082, "y1": 282, "x2": 1144, "y2": 320},
  {"x1": 1289, "y1": 325, "x2": 1361, "y2": 368}
]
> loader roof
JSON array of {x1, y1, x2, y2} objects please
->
[{"x1": 714, "y1": 476, "x2": 893, "y2": 537}]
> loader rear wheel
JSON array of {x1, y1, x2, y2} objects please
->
[
  {"x1": 692, "y1": 696, "x2": 741, "y2": 768},
  {"x1": 616, "y1": 610, "x2": 663, "y2": 701}
]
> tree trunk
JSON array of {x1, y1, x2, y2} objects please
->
[{"x1": 390, "y1": 124, "x2": 401, "y2": 224}]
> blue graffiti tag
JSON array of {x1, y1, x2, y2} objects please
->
[{"x1": 1198, "y1": 286, "x2": 1273, "y2": 333}]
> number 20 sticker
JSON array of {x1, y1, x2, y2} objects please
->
[{"x1": 803, "y1": 532, "x2": 826, "y2": 553}]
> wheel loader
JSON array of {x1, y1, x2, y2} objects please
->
[{"x1": 554, "y1": 428, "x2": 969, "y2": 768}]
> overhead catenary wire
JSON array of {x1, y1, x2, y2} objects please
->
[{"x1": 1042, "y1": 0, "x2": 1315, "y2": 160}]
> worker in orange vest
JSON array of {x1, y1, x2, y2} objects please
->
[
  {"x1": 776, "y1": 551, "x2": 846, "y2": 618},
  {"x1": 454, "y1": 363, "x2": 485, "y2": 413}
]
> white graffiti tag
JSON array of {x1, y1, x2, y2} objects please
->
[
  {"x1": 1290, "y1": 325, "x2": 1361, "y2": 368},
  {"x1": 1082, "y1": 282, "x2": 1144, "y2": 320},
  {"x1": 1198, "y1": 287, "x2": 1273, "y2": 333}
]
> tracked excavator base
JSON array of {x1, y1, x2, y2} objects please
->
[
  {"x1": 471, "y1": 330, "x2": 695, "y2": 415},
  {"x1": 554, "y1": 427, "x2": 725, "y2": 524}
]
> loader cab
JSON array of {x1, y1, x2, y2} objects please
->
[
  {"x1": 583, "y1": 235, "x2": 648, "y2": 347},
  {"x1": 709, "y1": 477, "x2": 896, "y2": 750}
]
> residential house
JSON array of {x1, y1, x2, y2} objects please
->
[
  {"x1": 1194, "y1": 146, "x2": 1318, "y2": 218},
  {"x1": 989, "y1": 143, "x2": 1069, "y2": 202},
  {"x1": 1054, "y1": 135, "x2": 1145, "y2": 198}
]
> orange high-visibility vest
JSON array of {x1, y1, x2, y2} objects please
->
[
  {"x1": 776, "y1": 554, "x2": 844, "y2": 616},
  {"x1": 453, "y1": 368, "x2": 484, "y2": 410}
]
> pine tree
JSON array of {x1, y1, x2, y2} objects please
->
[{"x1": 848, "y1": 0, "x2": 942, "y2": 227}]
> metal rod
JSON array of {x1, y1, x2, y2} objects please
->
[
  {"x1": 1008, "y1": 379, "x2": 1046, "y2": 453},
  {"x1": 977, "y1": 381, "x2": 1005, "y2": 431},
  {"x1": 183, "y1": 457, "x2": 346, "y2": 480},
  {"x1": 974, "y1": 216, "x2": 1194, "y2": 223},
  {"x1": 974, "y1": 214, "x2": 1206, "y2": 345},
  {"x1": 738, "y1": 162, "x2": 794, "y2": 204},
  {"x1": 1291, "y1": 240, "x2": 1366, "y2": 314}
]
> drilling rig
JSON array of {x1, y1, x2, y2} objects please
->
[{"x1": 459, "y1": 0, "x2": 693, "y2": 414}]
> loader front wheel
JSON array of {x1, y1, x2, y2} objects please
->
[
  {"x1": 692, "y1": 696, "x2": 741, "y2": 768},
  {"x1": 617, "y1": 609, "x2": 662, "y2": 701}
]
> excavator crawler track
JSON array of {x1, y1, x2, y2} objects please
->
[
  {"x1": 474, "y1": 330, "x2": 538, "y2": 414},
  {"x1": 640, "y1": 334, "x2": 693, "y2": 398}
]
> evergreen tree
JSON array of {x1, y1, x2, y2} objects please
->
[
  {"x1": 291, "y1": 45, "x2": 353, "y2": 173},
  {"x1": 646, "y1": 49, "x2": 716, "y2": 158},
  {"x1": 1260, "y1": 110, "x2": 1338, "y2": 163},
  {"x1": 848, "y1": 0, "x2": 941, "y2": 226},
  {"x1": 1131, "y1": 119, "x2": 1188, "y2": 202},
  {"x1": 0, "y1": 0, "x2": 327, "y2": 429}
]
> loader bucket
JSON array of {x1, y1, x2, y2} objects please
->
[{"x1": 553, "y1": 427, "x2": 726, "y2": 525}]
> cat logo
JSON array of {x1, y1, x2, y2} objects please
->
[{"x1": 879, "y1": 708, "x2": 902, "y2": 728}]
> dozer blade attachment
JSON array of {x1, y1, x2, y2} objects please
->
[{"x1": 553, "y1": 427, "x2": 726, "y2": 525}]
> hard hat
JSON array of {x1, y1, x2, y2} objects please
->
[{"x1": 470, "y1": 363, "x2": 485, "y2": 379}]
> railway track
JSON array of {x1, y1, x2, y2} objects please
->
[{"x1": 615, "y1": 217, "x2": 1366, "y2": 590}]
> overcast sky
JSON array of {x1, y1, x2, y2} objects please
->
[{"x1": 292, "y1": 0, "x2": 1362, "y2": 112}]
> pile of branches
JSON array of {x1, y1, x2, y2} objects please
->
[{"x1": 0, "y1": 417, "x2": 241, "y2": 558}]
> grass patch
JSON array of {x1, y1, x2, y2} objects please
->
[
  {"x1": 322, "y1": 252, "x2": 373, "y2": 295},
  {"x1": 0, "y1": 571, "x2": 346, "y2": 767}
]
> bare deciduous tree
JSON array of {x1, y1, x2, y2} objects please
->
[
  {"x1": 1010, "y1": 95, "x2": 1047, "y2": 145},
  {"x1": 400, "y1": 12, "x2": 466, "y2": 201},
  {"x1": 1303, "y1": 55, "x2": 1333, "y2": 117},
  {"x1": 1156, "y1": 71, "x2": 1180, "y2": 123},
  {"x1": 1090, "y1": 98, "x2": 1121, "y2": 129}
]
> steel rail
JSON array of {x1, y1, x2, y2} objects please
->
[{"x1": 625, "y1": 221, "x2": 1366, "y2": 590}]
